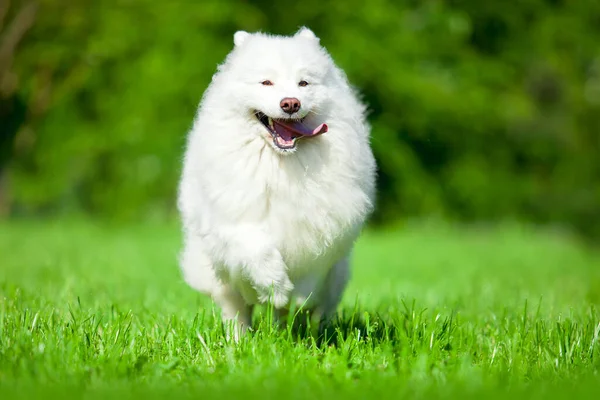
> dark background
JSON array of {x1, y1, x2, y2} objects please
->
[{"x1": 2, "y1": 0, "x2": 599, "y2": 238}]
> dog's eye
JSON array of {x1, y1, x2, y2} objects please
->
[
  {"x1": 261, "y1": 80, "x2": 274, "y2": 86},
  {"x1": 298, "y1": 80, "x2": 309, "y2": 87}
]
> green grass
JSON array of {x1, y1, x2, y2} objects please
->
[{"x1": 1, "y1": 219, "x2": 600, "y2": 399}]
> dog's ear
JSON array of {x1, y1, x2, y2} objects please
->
[
  {"x1": 296, "y1": 27, "x2": 320, "y2": 44},
  {"x1": 234, "y1": 31, "x2": 250, "y2": 47}
]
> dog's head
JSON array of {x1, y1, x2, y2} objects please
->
[{"x1": 219, "y1": 27, "x2": 334, "y2": 154}]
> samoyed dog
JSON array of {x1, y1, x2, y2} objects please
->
[{"x1": 178, "y1": 27, "x2": 376, "y2": 337}]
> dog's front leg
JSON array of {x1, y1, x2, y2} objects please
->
[
  {"x1": 213, "y1": 224, "x2": 294, "y2": 309},
  {"x1": 242, "y1": 246, "x2": 294, "y2": 309}
]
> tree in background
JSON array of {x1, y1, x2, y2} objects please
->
[
  {"x1": 0, "y1": 0, "x2": 36, "y2": 215},
  {"x1": 4, "y1": 0, "x2": 600, "y2": 237}
]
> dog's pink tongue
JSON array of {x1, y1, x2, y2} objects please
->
[{"x1": 273, "y1": 120, "x2": 328, "y2": 143}]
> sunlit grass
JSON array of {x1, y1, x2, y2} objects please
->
[{"x1": 1, "y1": 219, "x2": 599, "y2": 398}]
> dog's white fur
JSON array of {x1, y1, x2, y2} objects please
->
[{"x1": 178, "y1": 27, "x2": 376, "y2": 336}]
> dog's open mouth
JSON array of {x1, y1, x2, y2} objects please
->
[{"x1": 255, "y1": 111, "x2": 328, "y2": 150}]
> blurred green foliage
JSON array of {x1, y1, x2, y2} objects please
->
[{"x1": 3, "y1": 0, "x2": 600, "y2": 235}]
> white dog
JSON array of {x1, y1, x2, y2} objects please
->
[{"x1": 178, "y1": 27, "x2": 376, "y2": 337}]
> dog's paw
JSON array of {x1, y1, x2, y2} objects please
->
[
  {"x1": 242, "y1": 247, "x2": 294, "y2": 309},
  {"x1": 255, "y1": 275, "x2": 294, "y2": 309}
]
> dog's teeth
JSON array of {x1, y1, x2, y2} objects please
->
[{"x1": 268, "y1": 118, "x2": 274, "y2": 128}]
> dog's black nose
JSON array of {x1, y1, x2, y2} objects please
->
[{"x1": 280, "y1": 97, "x2": 301, "y2": 114}]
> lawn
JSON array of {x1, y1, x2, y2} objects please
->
[{"x1": 1, "y1": 219, "x2": 599, "y2": 399}]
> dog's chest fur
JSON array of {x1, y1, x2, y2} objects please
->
[{"x1": 198, "y1": 133, "x2": 372, "y2": 272}]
